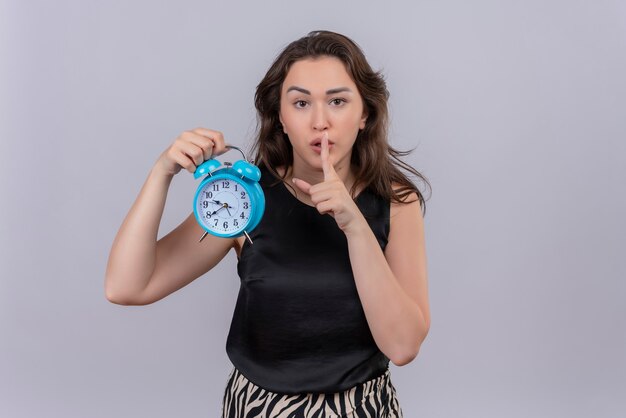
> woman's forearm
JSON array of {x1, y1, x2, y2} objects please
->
[{"x1": 345, "y1": 221, "x2": 429, "y2": 365}]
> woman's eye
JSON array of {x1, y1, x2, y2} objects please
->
[
  {"x1": 294, "y1": 100, "x2": 308, "y2": 108},
  {"x1": 330, "y1": 98, "x2": 346, "y2": 106}
]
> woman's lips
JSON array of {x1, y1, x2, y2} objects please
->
[{"x1": 311, "y1": 143, "x2": 333, "y2": 154}]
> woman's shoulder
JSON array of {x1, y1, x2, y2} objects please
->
[
  {"x1": 390, "y1": 182, "x2": 420, "y2": 204},
  {"x1": 358, "y1": 181, "x2": 417, "y2": 211},
  {"x1": 385, "y1": 182, "x2": 424, "y2": 264},
  {"x1": 389, "y1": 181, "x2": 422, "y2": 219}
]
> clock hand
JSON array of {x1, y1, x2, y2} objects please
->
[
  {"x1": 211, "y1": 200, "x2": 234, "y2": 210},
  {"x1": 206, "y1": 206, "x2": 226, "y2": 218},
  {"x1": 214, "y1": 201, "x2": 234, "y2": 217}
]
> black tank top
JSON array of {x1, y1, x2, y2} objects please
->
[{"x1": 226, "y1": 166, "x2": 390, "y2": 394}]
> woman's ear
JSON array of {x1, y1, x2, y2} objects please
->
[
  {"x1": 359, "y1": 112, "x2": 368, "y2": 130},
  {"x1": 279, "y1": 114, "x2": 287, "y2": 133}
]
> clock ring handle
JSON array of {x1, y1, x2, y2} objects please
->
[
  {"x1": 194, "y1": 145, "x2": 255, "y2": 179},
  {"x1": 223, "y1": 145, "x2": 249, "y2": 162}
]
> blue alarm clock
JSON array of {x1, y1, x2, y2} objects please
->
[{"x1": 193, "y1": 145, "x2": 265, "y2": 244}]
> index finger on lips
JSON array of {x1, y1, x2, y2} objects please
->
[{"x1": 320, "y1": 132, "x2": 337, "y2": 180}]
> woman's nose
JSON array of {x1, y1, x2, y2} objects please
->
[{"x1": 311, "y1": 104, "x2": 329, "y2": 131}]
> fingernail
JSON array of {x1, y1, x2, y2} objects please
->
[{"x1": 292, "y1": 178, "x2": 298, "y2": 183}]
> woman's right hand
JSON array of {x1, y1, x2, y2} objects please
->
[{"x1": 155, "y1": 128, "x2": 228, "y2": 177}]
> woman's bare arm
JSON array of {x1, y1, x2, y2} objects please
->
[{"x1": 104, "y1": 128, "x2": 232, "y2": 305}]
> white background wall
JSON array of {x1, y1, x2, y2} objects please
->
[{"x1": 1, "y1": 0, "x2": 624, "y2": 417}]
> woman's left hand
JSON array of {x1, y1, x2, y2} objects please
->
[{"x1": 292, "y1": 132, "x2": 367, "y2": 235}]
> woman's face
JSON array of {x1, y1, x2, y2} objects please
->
[{"x1": 279, "y1": 56, "x2": 367, "y2": 173}]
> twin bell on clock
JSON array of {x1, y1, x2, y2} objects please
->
[{"x1": 192, "y1": 145, "x2": 265, "y2": 244}]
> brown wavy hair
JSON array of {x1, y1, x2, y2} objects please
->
[{"x1": 250, "y1": 30, "x2": 431, "y2": 215}]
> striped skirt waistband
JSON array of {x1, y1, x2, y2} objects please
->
[{"x1": 221, "y1": 367, "x2": 403, "y2": 417}]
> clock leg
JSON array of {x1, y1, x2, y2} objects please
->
[{"x1": 198, "y1": 231, "x2": 209, "y2": 243}]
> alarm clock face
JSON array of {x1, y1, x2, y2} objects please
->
[{"x1": 194, "y1": 176, "x2": 253, "y2": 236}]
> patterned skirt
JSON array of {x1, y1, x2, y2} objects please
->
[{"x1": 221, "y1": 367, "x2": 403, "y2": 418}]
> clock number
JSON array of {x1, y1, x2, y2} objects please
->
[
  {"x1": 222, "y1": 181, "x2": 230, "y2": 189},
  {"x1": 235, "y1": 185, "x2": 238, "y2": 191},
  {"x1": 233, "y1": 220, "x2": 238, "y2": 227},
  {"x1": 240, "y1": 191, "x2": 246, "y2": 199},
  {"x1": 202, "y1": 201, "x2": 208, "y2": 209},
  {"x1": 212, "y1": 184, "x2": 219, "y2": 191},
  {"x1": 240, "y1": 212, "x2": 245, "y2": 219},
  {"x1": 223, "y1": 221, "x2": 228, "y2": 229},
  {"x1": 214, "y1": 219, "x2": 218, "y2": 226},
  {"x1": 204, "y1": 191, "x2": 213, "y2": 199},
  {"x1": 243, "y1": 202, "x2": 249, "y2": 209}
]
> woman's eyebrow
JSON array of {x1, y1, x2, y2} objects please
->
[
  {"x1": 326, "y1": 87, "x2": 352, "y2": 94},
  {"x1": 286, "y1": 86, "x2": 353, "y2": 95}
]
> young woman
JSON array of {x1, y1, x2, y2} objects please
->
[{"x1": 105, "y1": 30, "x2": 431, "y2": 418}]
